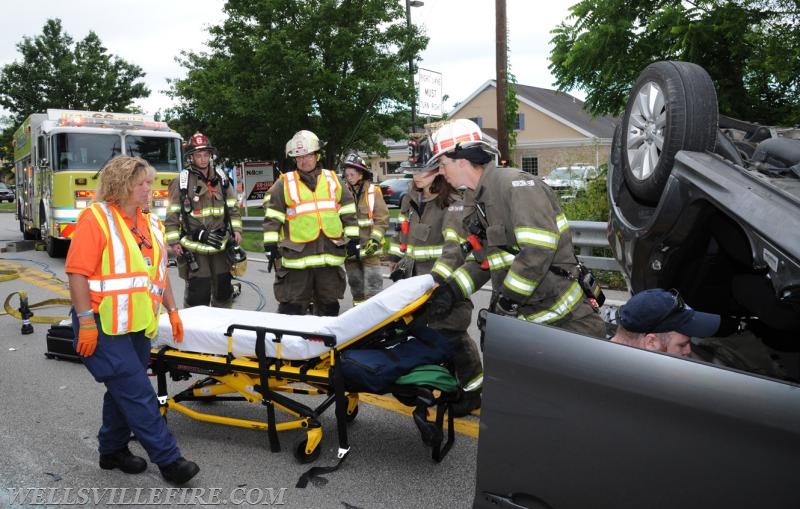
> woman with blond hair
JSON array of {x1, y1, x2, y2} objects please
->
[{"x1": 66, "y1": 156, "x2": 199, "y2": 484}]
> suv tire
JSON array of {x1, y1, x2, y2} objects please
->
[{"x1": 621, "y1": 61, "x2": 718, "y2": 204}]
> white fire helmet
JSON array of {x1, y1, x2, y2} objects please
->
[
  {"x1": 426, "y1": 118, "x2": 499, "y2": 168},
  {"x1": 286, "y1": 130, "x2": 321, "y2": 157}
]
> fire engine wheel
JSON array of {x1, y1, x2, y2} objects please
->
[{"x1": 40, "y1": 215, "x2": 67, "y2": 258}]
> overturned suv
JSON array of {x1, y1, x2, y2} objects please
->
[
  {"x1": 608, "y1": 60, "x2": 800, "y2": 354},
  {"x1": 472, "y1": 61, "x2": 800, "y2": 509}
]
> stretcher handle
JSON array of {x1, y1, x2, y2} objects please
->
[{"x1": 225, "y1": 324, "x2": 337, "y2": 348}]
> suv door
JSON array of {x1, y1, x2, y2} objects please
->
[{"x1": 473, "y1": 314, "x2": 800, "y2": 509}]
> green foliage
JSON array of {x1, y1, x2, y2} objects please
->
[
  {"x1": 560, "y1": 169, "x2": 609, "y2": 222},
  {"x1": 0, "y1": 19, "x2": 149, "y2": 122},
  {"x1": 505, "y1": 71, "x2": 519, "y2": 152},
  {"x1": 0, "y1": 19, "x2": 149, "y2": 159},
  {"x1": 168, "y1": 0, "x2": 428, "y2": 168},
  {"x1": 549, "y1": 0, "x2": 800, "y2": 125}
]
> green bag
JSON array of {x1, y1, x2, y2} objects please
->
[{"x1": 394, "y1": 364, "x2": 459, "y2": 393}]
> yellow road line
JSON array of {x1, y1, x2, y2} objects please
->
[
  {"x1": 0, "y1": 260, "x2": 70, "y2": 297},
  {"x1": 359, "y1": 393, "x2": 480, "y2": 438}
]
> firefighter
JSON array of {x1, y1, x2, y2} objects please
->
[
  {"x1": 165, "y1": 132, "x2": 243, "y2": 308},
  {"x1": 341, "y1": 153, "x2": 390, "y2": 305},
  {"x1": 426, "y1": 119, "x2": 606, "y2": 337},
  {"x1": 386, "y1": 156, "x2": 484, "y2": 416},
  {"x1": 263, "y1": 130, "x2": 359, "y2": 316}
]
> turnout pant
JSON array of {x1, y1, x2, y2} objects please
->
[
  {"x1": 345, "y1": 255, "x2": 384, "y2": 305},
  {"x1": 274, "y1": 265, "x2": 346, "y2": 316},
  {"x1": 177, "y1": 250, "x2": 234, "y2": 308}
]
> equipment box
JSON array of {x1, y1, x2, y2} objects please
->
[{"x1": 45, "y1": 324, "x2": 81, "y2": 362}]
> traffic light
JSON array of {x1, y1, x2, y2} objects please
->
[{"x1": 407, "y1": 137, "x2": 431, "y2": 167}]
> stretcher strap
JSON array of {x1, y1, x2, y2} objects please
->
[
  {"x1": 295, "y1": 453, "x2": 349, "y2": 489},
  {"x1": 155, "y1": 347, "x2": 170, "y2": 406},
  {"x1": 255, "y1": 331, "x2": 281, "y2": 453},
  {"x1": 296, "y1": 351, "x2": 351, "y2": 489}
]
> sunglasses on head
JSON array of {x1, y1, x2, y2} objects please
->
[{"x1": 654, "y1": 288, "x2": 686, "y2": 324}]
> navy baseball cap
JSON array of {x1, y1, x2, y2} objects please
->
[{"x1": 619, "y1": 289, "x2": 721, "y2": 337}]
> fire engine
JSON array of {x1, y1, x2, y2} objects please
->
[{"x1": 12, "y1": 109, "x2": 183, "y2": 257}]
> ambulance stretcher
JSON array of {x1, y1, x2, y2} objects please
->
[{"x1": 149, "y1": 275, "x2": 459, "y2": 466}]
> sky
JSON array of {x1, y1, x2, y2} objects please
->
[{"x1": 1, "y1": 0, "x2": 582, "y2": 118}]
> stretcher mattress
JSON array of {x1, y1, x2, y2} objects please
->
[{"x1": 153, "y1": 275, "x2": 435, "y2": 360}]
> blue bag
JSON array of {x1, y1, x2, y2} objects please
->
[{"x1": 338, "y1": 323, "x2": 455, "y2": 394}]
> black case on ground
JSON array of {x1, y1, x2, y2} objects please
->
[{"x1": 45, "y1": 324, "x2": 81, "y2": 362}]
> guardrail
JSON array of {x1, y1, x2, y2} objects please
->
[{"x1": 241, "y1": 217, "x2": 621, "y2": 273}]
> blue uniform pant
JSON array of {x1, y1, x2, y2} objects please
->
[{"x1": 72, "y1": 311, "x2": 181, "y2": 467}]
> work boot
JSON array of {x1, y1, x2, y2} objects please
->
[
  {"x1": 159, "y1": 457, "x2": 200, "y2": 484},
  {"x1": 99, "y1": 447, "x2": 147, "y2": 474},
  {"x1": 451, "y1": 391, "x2": 481, "y2": 418}
]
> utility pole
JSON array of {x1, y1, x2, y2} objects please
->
[
  {"x1": 406, "y1": 0, "x2": 424, "y2": 133},
  {"x1": 495, "y1": 0, "x2": 509, "y2": 162}
]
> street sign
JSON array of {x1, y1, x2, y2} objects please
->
[{"x1": 417, "y1": 68, "x2": 442, "y2": 117}]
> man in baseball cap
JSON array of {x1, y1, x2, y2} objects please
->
[{"x1": 611, "y1": 288, "x2": 721, "y2": 356}]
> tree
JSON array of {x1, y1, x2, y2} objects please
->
[
  {"x1": 0, "y1": 19, "x2": 150, "y2": 121},
  {"x1": 167, "y1": 0, "x2": 428, "y2": 168},
  {"x1": 0, "y1": 19, "x2": 150, "y2": 161},
  {"x1": 549, "y1": 0, "x2": 800, "y2": 125}
]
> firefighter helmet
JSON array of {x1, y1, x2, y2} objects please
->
[
  {"x1": 285, "y1": 130, "x2": 321, "y2": 157},
  {"x1": 342, "y1": 152, "x2": 373, "y2": 180},
  {"x1": 426, "y1": 119, "x2": 499, "y2": 168},
  {"x1": 403, "y1": 135, "x2": 434, "y2": 172},
  {"x1": 185, "y1": 132, "x2": 217, "y2": 156},
  {"x1": 227, "y1": 244, "x2": 248, "y2": 277}
]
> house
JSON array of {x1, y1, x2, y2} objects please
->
[{"x1": 367, "y1": 80, "x2": 617, "y2": 180}]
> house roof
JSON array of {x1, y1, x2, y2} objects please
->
[{"x1": 449, "y1": 80, "x2": 617, "y2": 139}]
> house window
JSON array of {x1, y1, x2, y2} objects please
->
[
  {"x1": 515, "y1": 113, "x2": 525, "y2": 131},
  {"x1": 522, "y1": 156, "x2": 538, "y2": 175},
  {"x1": 468, "y1": 117, "x2": 483, "y2": 128}
]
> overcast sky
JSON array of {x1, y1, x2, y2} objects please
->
[{"x1": 1, "y1": 0, "x2": 581, "y2": 118}]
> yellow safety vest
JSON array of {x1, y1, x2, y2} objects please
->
[
  {"x1": 87, "y1": 203, "x2": 168, "y2": 339},
  {"x1": 283, "y1": 169, "x2": 344, "y2": 243}
]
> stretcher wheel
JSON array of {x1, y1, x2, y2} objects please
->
[{"x1": 293, "y1": 437, "x2": 322, "y2": 464}]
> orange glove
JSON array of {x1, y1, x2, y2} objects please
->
[
  {"x1": 76, "y1": 321, "x2": 99, "y2": 357},
  {"x1": 168, "y1": 309, "x2": 184, "y2": 343}
]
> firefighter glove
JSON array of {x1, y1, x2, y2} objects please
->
[
  {"x1": 264, "y1": 243, "x2": 279, "y2": 273},
  {"x1": 168, "y1": 309, "x2": 184, "y2": 343},
  {"x1": 192, "y1": 228, "x2": 225, "y2": 249},
  {"x1": 346, "y1": 238, "x2": 360, "y2": 259},
  {"x1": 76, "y1": 320, "x2": 99, "y2": 357},
  {"x1": 495, "y1": 294, "x2": 520, "y2": 318},
  {"x1": 362, "y1": 238, "x2": 380, "y2": 257},
  {"x1": 427, "y1": 280, "x2": 460, "y2": 320}
]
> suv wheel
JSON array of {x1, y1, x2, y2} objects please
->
[{"x1": 621, "y1": 61, "x2": 718, "y2": 204}]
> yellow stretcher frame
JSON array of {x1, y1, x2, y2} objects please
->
[{"x1": 149, "y1": 288, "x2": 458, "y2": 464}]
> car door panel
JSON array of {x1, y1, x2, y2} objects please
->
[{"x1": 474, "y1": 314, "x2": 800, "y2": 509}]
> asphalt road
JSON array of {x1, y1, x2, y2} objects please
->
[
  {"x1": 0, "y1": 210, "x2": 628, "y2": 509},
  {"x1": 0, "y1": 211, "x2": 483, "y2": 509}
]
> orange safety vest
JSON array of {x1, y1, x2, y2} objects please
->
[
  {"x1": 87, "y1": 203, "x2": 168, "y2": 338},
  {"x1": 283, "y1": 169, "x2": 344, "y2": 243}
]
